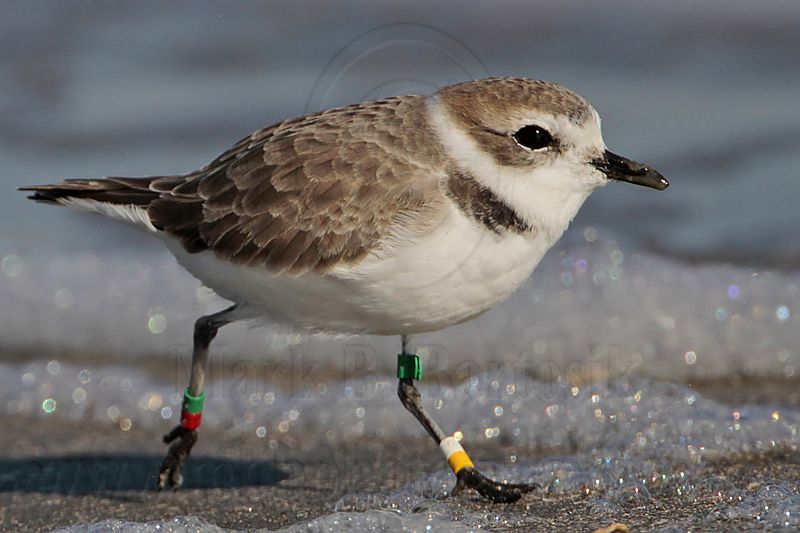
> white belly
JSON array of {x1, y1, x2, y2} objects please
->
[{"x1": 165, "y1": 207, "x2": 553, "y2": 335}]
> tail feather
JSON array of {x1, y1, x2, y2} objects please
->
[
  {"x1": 20, "y1": 177, "x2": 159, "y2": 205},
  {"x1": 20, "y1": 177, "x2": 165, "y2": 231}
]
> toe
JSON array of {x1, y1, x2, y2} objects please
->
[
  {"x1": 157, "y1": 464, "x2": 170, "y2": 490},
  {"x1": 169, "y1": 465, "x2": 184, "y2": 489},
  {"x1": 455, "y1": 467, "x2": 537, "y2": 503},
  {"x1": 156, "y1": 427, "x2": 197, "y2": 491}
]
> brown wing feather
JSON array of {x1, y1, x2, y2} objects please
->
[{"x1": 147, "y1": 95, "x2": 446, "y2": 274}]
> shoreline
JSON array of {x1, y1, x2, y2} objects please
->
[{"x1": 2, "y1": 416, "x2": 799, "y2": 532}]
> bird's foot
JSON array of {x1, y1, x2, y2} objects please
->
[
  {"x1": 157, "y1": 425, "x2": 197, "y2": 490},
  {"x1": 451, "y1": 467, "x2": 538, "y2": 503}
]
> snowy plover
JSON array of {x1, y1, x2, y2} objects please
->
[{"x1": 23, "y1": 77, "x2": 667, "y2": 502}]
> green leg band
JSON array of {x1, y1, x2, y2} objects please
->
[
  {"x1": 397, "y1": 353, "x2": 422, "y2": 380},
  {"x1": 183, "y1": 388, "x2": 205, "y2": 414}
]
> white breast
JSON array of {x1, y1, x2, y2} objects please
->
[
  {"x1": 164, "y1": 204, "x2": 551, "y2": 335},
  {"x1": 328, "y1": 205, "x2": 552, "y2": 333}
]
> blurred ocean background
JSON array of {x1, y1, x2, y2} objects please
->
[{"x1": 2, "y1": 1, "x2": 800, "y2": 531}]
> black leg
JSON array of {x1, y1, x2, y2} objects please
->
[
  {"x1": 396, "y1": 336, "x2": 538, "y2": 503},
  {"x1": 157, "y1": 305, "x2": 236, "y2": 490},
  {"x1": 398, "y1": 377, "x2": 447, "y2": 443}
]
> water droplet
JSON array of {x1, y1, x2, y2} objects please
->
[
  {"x1": 146, "y1": 393, "x2": 162, "y2": 410},
  {"x1": 42, "y1": 398, "x2": 57, "y2": 413},
  {"x1": 72, "y1": 387, "x2": 86, "y2": 404},
  {"x1": 148, "y1": 314, "x2": 167, "y2": 334},
  {"x1": 46, "y1": 360, "x2": 61, "y2": 375},
  {"x1": 54, "y1": 288, "x2": 74, "y2": 309},
  {"x1": 1, "y1": 255, "x2": 23, "y2": 277},
  {"x1": 727, "y1": 284, "x2": 740, "y2": 299},
  {"x1": 249, "y1": 392, "x2": 262, "y2": 406}
]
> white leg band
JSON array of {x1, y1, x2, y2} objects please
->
[
  {"x1": 439, "y1": 436, "x2": 464, "y2": 458},
  {"x1": 440, "y1": 436, "x2": 474, "y2": 474}
]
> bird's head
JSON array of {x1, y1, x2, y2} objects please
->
[{"x1": 429, "y1": 77, "x2": 668, "y2": 237}]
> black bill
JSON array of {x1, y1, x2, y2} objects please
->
[{"x1": 592, "y1": 150, "x2": 669, "y2": 190}]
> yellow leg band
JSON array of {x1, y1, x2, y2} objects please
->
[
  {"x1": 447, "y1": 450, "x2": 474, "y2": 474},
  {"x1": 440, "y1": 436, "x2": 474, "y2": 474}
]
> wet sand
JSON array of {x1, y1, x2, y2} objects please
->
[
  {"x1": 3, "y1": 354, "x2": 800, "y2": 532},
  {"x1": 7, "y1": 349, "x2": 800, "y2": 408},
  {"x1": 2, "y1": 414, "x2": 799, "y2": 532}
]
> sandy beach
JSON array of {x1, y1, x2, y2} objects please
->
[{"x1": 2, "y1": 365, "x2": 799, "y2": 533}]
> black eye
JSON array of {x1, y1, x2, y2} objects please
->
[{"x1": 512, "y1": 125, "x2": 554, "y2": 150}]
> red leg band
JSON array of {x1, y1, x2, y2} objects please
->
[{"x1": 181, "y1": 409, "x2": 202, "y2": 430}]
